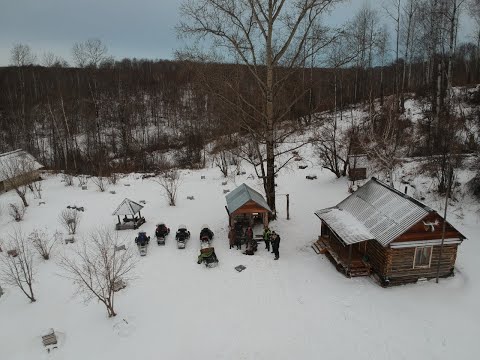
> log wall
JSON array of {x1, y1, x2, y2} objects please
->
[
  {"x1": 388, "y1": 244, "x2": 457, "y2": 281},
  {"x1": 365, "y1": 240, "x2": 390, "y2": 275}
]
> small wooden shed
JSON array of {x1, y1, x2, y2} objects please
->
[
  {"x1": 225, "y1": 183, "x2": 272, "y2": 228},
  {"x1": 313, "y1": 177, "x2": 466, "y2": 286},
  {"x1": 347, "y1": 154, "x2": 368, "y2": 181},
  {"x1": 113, "y1": 198, "x2": 145, "y2": 230}
]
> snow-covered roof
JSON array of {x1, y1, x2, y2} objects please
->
[
  {"x1": 0, "y1": 149, "x2": 43, "y2": 182},
  {"x1": 315, "y1": 178, "x2": 431, "y2": 247},
  {"x1": 112, "y1": 198, "x2": 144, "y2": 216},
  {"x1": 315, "y1": 207, "x2": 374, "y2": 245},
  {"x1": 226, "y1": 183, "x2": 272, "y2": 214}
]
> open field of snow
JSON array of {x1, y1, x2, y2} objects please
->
[{"x1": 0, "y1": 153, "x2": 479, "y2": 360}]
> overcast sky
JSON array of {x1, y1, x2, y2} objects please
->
[{"x1": 0, "y1": 0, "x2": 475, "y2": 66}]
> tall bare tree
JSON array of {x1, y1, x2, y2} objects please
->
[
  {"x1": 72, "y1": 38, "x2": 109, "y2": 68},
  {"x1": 178, "y1": 0, "x2": 344, "y2": 214},
  {"x1": 59, "y1": 229, "x2": 137, "y2": 317},
  {"x1": 0, "y1": 228, "x2": 36, "y2": 302},
  {"x1": 10, "y1": 44, "x2": 36, "y2": 66}
]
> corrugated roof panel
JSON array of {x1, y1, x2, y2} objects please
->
[
  {"x1": 315, "y1": 208, "x2": 374, "y2": 245},
  {"x1": 321, "y1": 178, "x2": 430, "y2": 247}
]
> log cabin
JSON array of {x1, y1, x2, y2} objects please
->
[{"x1": 313, "y1": 177, "x2": 465, "y2": 286}]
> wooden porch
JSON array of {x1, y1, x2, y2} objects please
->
[{"x1": 313, "y1": 236, "x2": 371, "y2": 277}]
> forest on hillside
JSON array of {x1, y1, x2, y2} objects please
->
[{"x1": 1, "y1": 0, "x2": 480, "y2": 206}]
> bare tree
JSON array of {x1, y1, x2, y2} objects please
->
[
  {"x1": 59, "y1": 229, "x2": 137, "y2": 317},
  {"x1": 314, "y1": 115, "x2": 351, "y2": 178},
  {"x1": 28, "y1": 180, "x2": 43, "y2": 199},
  {"x1": 360, "y1": 99, "x2": 410, "y2": 186},
  {"x1": 0, "y1": 228, "x2": 36, "y2": 302},
  {"x1": 9, "y1": 203, "x2": 26, "y2": 222},
  {"x1": 62, "y1": 173, "x2": 74, "y2": 186},
  {"x1": 10, "y1": 43, "x2": 36, "y2": 66},
  {"x1": 178, "y1": 0, "x2": 345, "y2": 214},
  {"x1": 92, "y1": 176, "x2": 108, "y2": 192},
  {"x1": 41, "y1": 51, "x2": 68, "y2": 67},
  {"x1": 72, "y1": 38, "x2": 108, "y2": 68},
  {"x1": 214, "y1": 150, "x2": 230, "y2": 178},
  {"x1": 28, "y1": 228, "x2": 61, "y2": 260},
  {"x1": 59, "y1": 209, "x2": 81, "y2": 235},
  {"x1": 154, "y1": 170, "x2": 181, "y2": 206}
]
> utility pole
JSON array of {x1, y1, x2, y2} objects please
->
[{"x1": 436, "y1": 163, "x2": 453, "y2": 283}]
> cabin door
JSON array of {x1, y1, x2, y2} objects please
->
[{"x1": 358, "y1": 241, "x2": 367, "y2": 255}]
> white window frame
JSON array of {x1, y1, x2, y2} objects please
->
[{"x1": 413, "y1": 246, "x2": 433, "y2": 269}]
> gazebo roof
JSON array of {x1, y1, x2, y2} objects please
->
[
  {"x1": 226, "y1": 183, "x2": 271, "y2": 214},
  {"x1": 112, "y1": 198, "x2": 144, "y2": 216}
]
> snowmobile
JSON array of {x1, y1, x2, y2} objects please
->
[
  {"x1": 199, "y1": 224, "x2": 214, "y2": 248},
  {"x1": 135, "y1": 231, "x2": 150, "y2": 256},
  {"x1": 155, "y1": 222, "x2": 170, "y2": 245},
  {"x1": 197, "y1": 247, "x2": 219, "y2": 268},
  {"x1": 176, "y1": 225, "x2": 190, "y2": 249}
]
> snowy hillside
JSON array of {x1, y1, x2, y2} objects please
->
[{"x1": 0, "y1": 139, "x2": 479, "y2": 360}]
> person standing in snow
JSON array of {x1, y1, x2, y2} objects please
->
[
  {"x1": 228, "y1": 226, "x2": 236, "y2": 249},
  {"x1": 263, "y1": 226, "x2": 271, "y2": 251},
  {"x1": 245, "y1": 226, "x2": 253, "y2": 242},
  {"x1": 271, "y1": 231, "x2": 281, "y2": 260}
]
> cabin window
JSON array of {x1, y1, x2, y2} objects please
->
[{"x1": 413, "y1": 246, "x2": 432, "y2": 268}]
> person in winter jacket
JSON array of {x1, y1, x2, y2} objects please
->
[
  {"x1": 263, "y1": 227, "x2": 271, "y2": 251},
  {"x1": 245, "y1": 226, "x2": 253, "y2": 241},
  {"x1": 271, "y1": 231, "x2": 281, "y2": 260},
  {"x1": 228, "y1": 227, "x2": 236, "y2": 249}
]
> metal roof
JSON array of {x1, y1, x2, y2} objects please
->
[
  {"x1": 0, "y1": 149, "x2": 43, "y2": 182},
  {"x1": 225, "y1": 183, "x2": 272, "y2": 214},
  {"x1": 112, "y1": 198, "x2": 144, "y2": 216},
  {"x1": 315, "y1": 207, "x2": 374, "y2": 245},
  {"x1": 315, "y1": 178, "x2": 431, "y2": 247}
]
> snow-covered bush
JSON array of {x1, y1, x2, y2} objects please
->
[
  {"x1": 62, "y1": 173, "x2": 74, "y2": 186},
  {"x1": 28, "y1": 228, "x2": 61, "y2": 260},
  {"x1": 154, "y1": 170, "x2": 181, "y2": 206},
  {"x1": 77, "y1": 175, "x2": 88, "y2": 187},
  {"x1": 59, "y1": 209, "x2": 81, "y2": 234},
  {"x1": 92, "y1": 176, "x2": 108, "y2": 192},
  {"x1": 9, "y1": 203, "x2": 25, "y2": 222}
]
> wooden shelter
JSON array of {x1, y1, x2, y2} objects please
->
[
  {"x1": 113, "y1": 198, "x2": 145, "y2": 230},
  {"x1": 225, "y1": 184, "x2": 272, "y2": 228},
  {"x1": 313, "y1": 178, "x2": 465, "y2": 286}
]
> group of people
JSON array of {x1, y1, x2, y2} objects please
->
[
  {"x1": 228, "y1": 225, "x2": 281, "y2": 260},
  {"x1": 263, "y1": 227, "x2": 281, "y2": 260}
]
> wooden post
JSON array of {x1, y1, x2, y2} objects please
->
[
  {"x1": 286, "y1": 194, "x2": 290, "y2": 220},
  {"x1": 347, "y1": 244, "x2": 353, "y2": 276},
  {"x1": 117, "y1": 215, "x2": 120, "y2": 224}
]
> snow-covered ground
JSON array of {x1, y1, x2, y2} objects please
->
[{"x1": 0, "y1": 145, "x2": 479, "y2": 360}]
